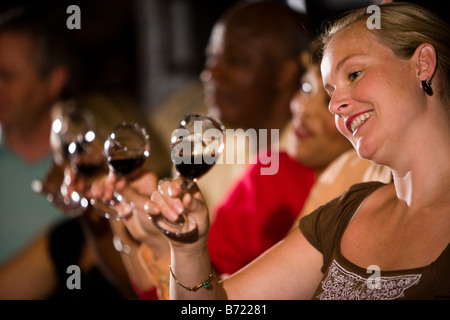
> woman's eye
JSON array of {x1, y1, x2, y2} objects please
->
[
  {"x1": 348, "y1": 71, "x2": 361, "y2": 81},
  {"x1": 301, "y1": 82, "x2": 312, "y2": 93}
]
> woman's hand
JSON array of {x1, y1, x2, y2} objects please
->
[{"x1": 145, "y1": 177, "x2": 210, "y2": 248}]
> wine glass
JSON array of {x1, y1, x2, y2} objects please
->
[
  {"x1": 61, "y1": 109, "x2": 108, "y2": 180},
  {"x1": 149, "y1": 113, "x2": 225, "y2": 242},
  {"x1": 91, "y1": 122, "x2": 151, "y2": 220},
  {"x1": 58, "y1": 104, "x2": 107, "y2": 209},
  {"x1": 34, "y1": 102, "x2": 105, "y2": 216}
]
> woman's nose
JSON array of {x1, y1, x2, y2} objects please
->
[
  {"x1": 290, "y1": 96, "x2": 304, "y2": 117},
  {"x1": 328, "y1": 88, "x2": 350, "y2": 116}
]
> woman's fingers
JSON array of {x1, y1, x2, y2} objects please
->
[
  {"x1": 130, "y1": 171, "x2": 158, "y2": 195},
  {"x1": 103, "y1": 171, "x2": 117, "y2": 200},
  {"x1": 147, "y1": 177, "x2": 208, "y2": 228},
  {"x1": 149, "y1": 187, "x2": 183, "y2": 222}
]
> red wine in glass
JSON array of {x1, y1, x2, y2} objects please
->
[
  {"x1": 108, "y1": 156, "x2": 147, "y2": 176},
  {"x1": 174, "y1": 155, "x2": 214, "y2": 181}
]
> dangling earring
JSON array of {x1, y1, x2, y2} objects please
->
[{"x1": 421, "y1": 78, "x2": 433, "y2": 96}]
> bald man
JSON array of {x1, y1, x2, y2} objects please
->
[{"x1": 201, "y1": 1, "x2": 310, "y2": 133}]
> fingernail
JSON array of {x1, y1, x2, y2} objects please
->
[
  {"x1": 146, "y1": 204, "x2": 158, "y2": 214},
  {"x1": 174, "y1": 202, "x2": 184, "y2": 214},
  {"x1": 119, "y1": 208, "x2": 132, "y2": 219}
]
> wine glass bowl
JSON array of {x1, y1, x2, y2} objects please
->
[
  {"x1": 68, "y1": 137, "x2": 107, "y2": 178},
  {"x1": 104, "y1": 123, "x2": 150, "y2": 177},
  {"x1": 150, "y1": 113, "x2": 225, "y2": 242},
  {"x1": 91, "y1": 122, "x2": 151, "y2": 220}
]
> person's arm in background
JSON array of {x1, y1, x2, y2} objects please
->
[
  {"x1": 88, "y1": 170, "x2": 170, "y2": 299},
  {"x1": 0, "y1": 230, "x2": 57, "y2": 299}
]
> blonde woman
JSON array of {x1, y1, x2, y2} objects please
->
[{"x1": 147, "y1": 2, "x2": 450, "y2": 300}]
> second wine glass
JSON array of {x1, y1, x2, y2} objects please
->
[{"x1": 91, "y1": 122, "x2": 151, "y2": 219}]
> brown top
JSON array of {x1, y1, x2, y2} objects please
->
[{"x1": 300, "y1": 182, "x2": 450, "y2": 300}]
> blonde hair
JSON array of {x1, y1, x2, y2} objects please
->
[{"x1": 318, "y1": 2, "x2": 450, "y2": 102}]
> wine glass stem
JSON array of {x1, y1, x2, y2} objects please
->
[{"x1": 181, "y1": 178, "x2": 196, "y2": 194}]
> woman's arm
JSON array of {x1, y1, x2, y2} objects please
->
[
  {"x1": 88, "y1": 170, "x2": 171, "y2": 299},
  {"x1": 223, "y1": 228, "x2": 323, "y2": 300},
  {"x1": 147, "y1": 178, "x2": 324, "y2": 300}
]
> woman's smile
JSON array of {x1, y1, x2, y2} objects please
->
[{"x1": 345, "y1": 110, "x2": 374, "y2": 135}]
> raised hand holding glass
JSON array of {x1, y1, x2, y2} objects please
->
[{"x1": 148, "y1": 113, "x2": 224, "y2": 242}]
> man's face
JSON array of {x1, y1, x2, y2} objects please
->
[
  {"x1": 201, "y1": 23, "x2": 279, "y2": 130},
  {"x1": 0, "y1": 32, "x2": 53, "y2": 130}
]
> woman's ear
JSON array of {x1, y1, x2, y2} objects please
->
[{"x1": 415, "y1": 43, "x2": 437, "y2": 82}]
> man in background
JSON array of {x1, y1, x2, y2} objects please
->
[{"x1": 0, "y1": 7, "x2": 72, "y2": 263}]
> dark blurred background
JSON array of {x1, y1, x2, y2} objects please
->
[
  {"x1": 0, "y1": 0, "x2": 243, "y2": 113},
  {"x1": 1, "y1": 0, "x2": 447, "y2": 115}
]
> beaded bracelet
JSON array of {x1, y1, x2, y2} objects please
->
[{"x1": 169, "y1": 264, "x2": 213, "y2": 292}]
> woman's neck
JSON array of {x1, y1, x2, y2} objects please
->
[
  {"x1": 391, "y1": 136, "x2": 450, "y2": 210},
  {"x1": 388, "y1": 99, "x2": 450, "y2": 209}
]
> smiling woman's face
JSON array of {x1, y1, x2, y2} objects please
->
[
  {"x1": 320, "y1": 22, "x2": 422, "y2": 164},
  {"x1": 287, "y1": 63, "x2": 351, "y2": 173}
]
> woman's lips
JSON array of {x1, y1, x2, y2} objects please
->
[
  {"x1": 293, "y1": 121, "x2": 313, "y2": 140},
  {"x1": 345, "y1": 111, "x2": 373, "y2": 135}
]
